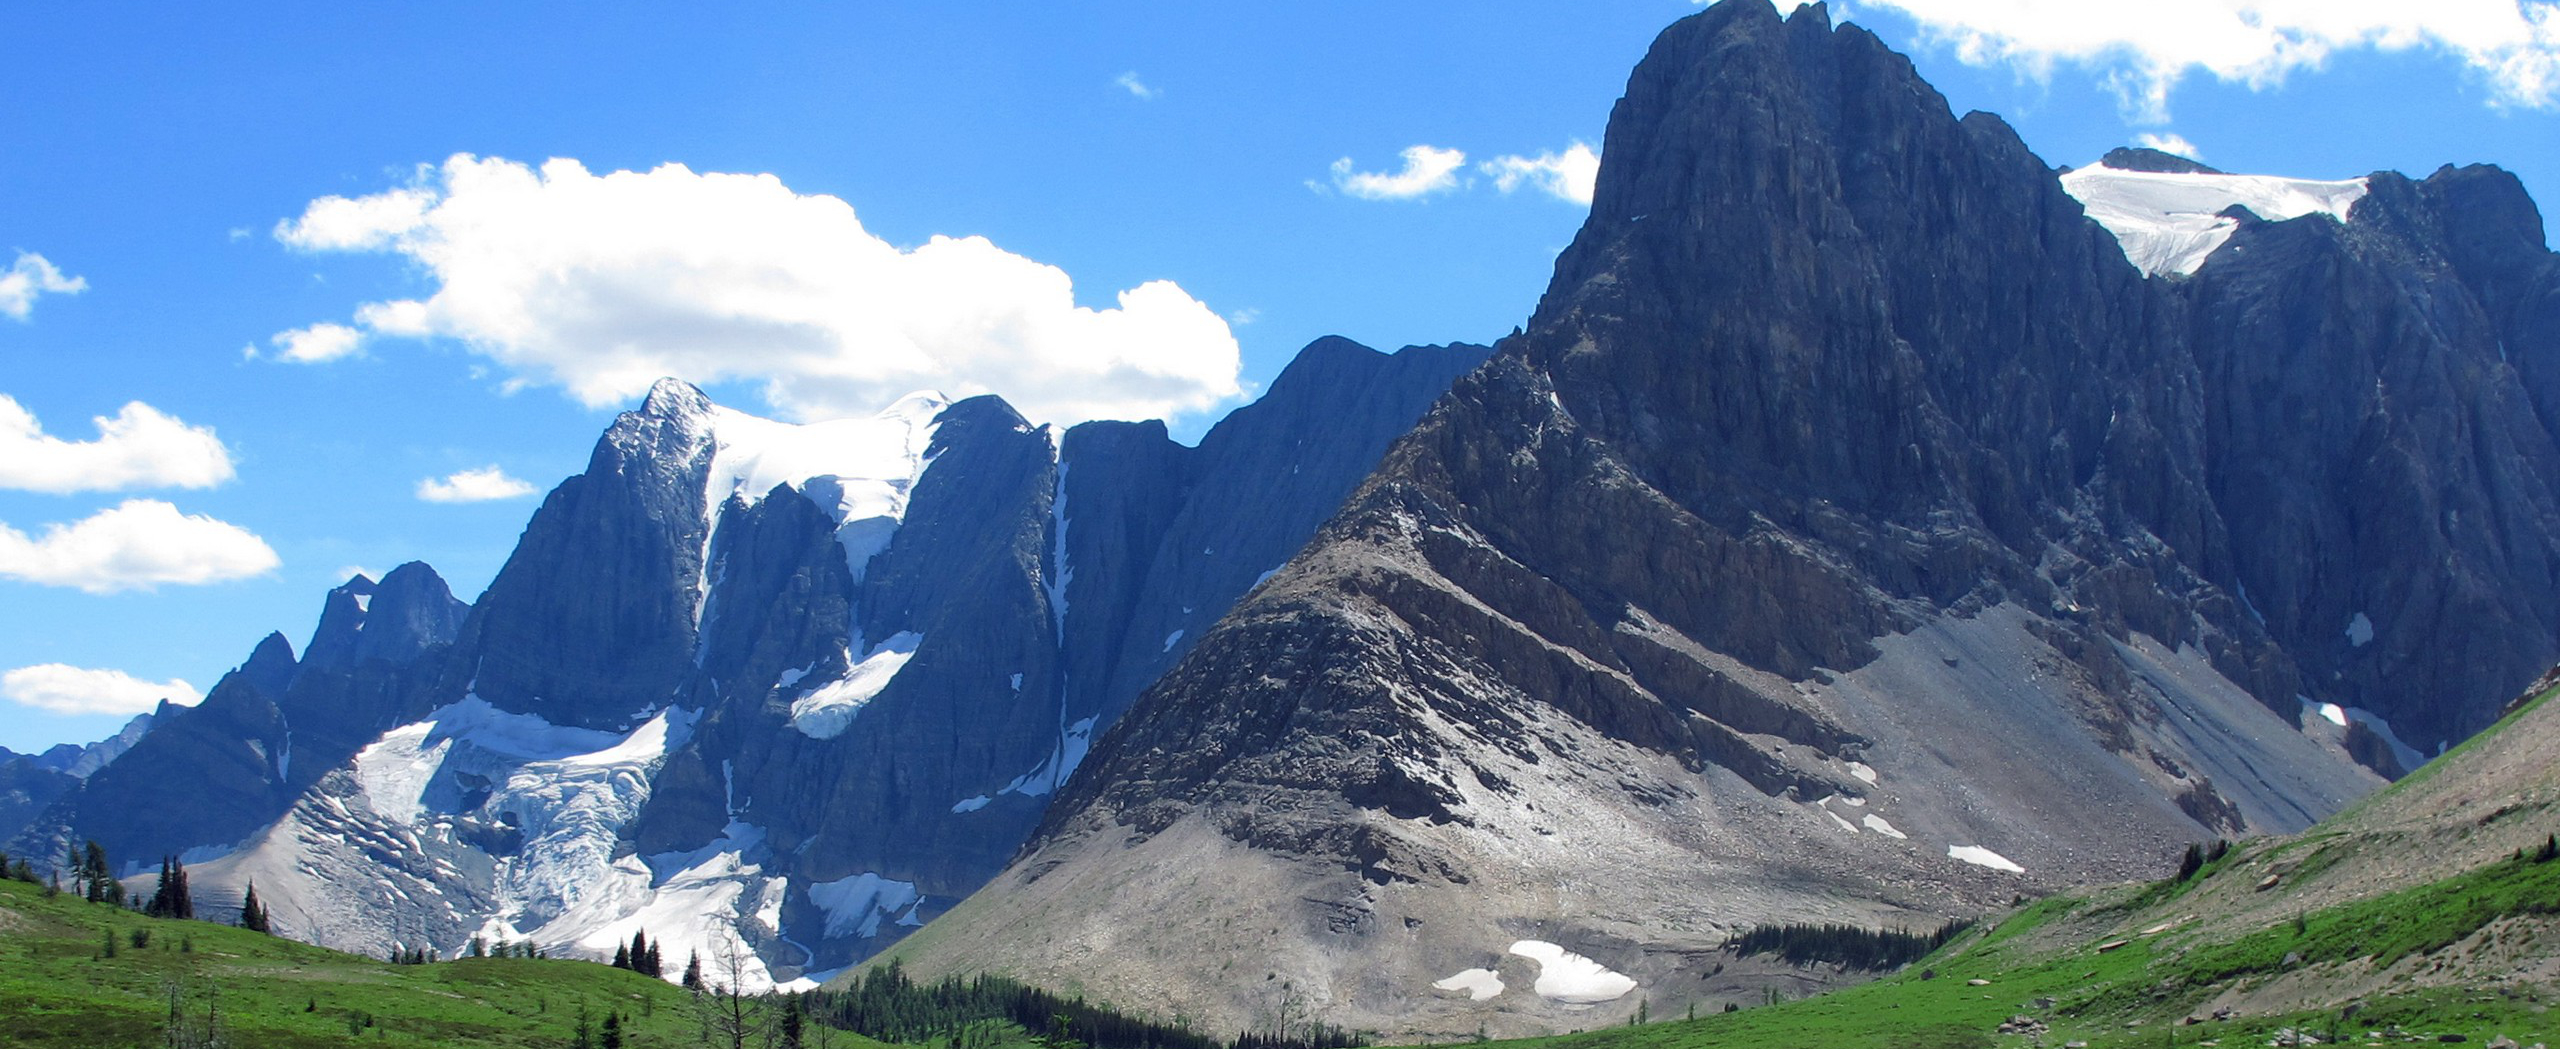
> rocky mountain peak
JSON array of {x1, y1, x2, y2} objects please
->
[
  {"x1": 2099, "y1": 145, "x2": 2224, "y2": 174},
  {"x1": 639, "y1": 375, "x2": 715, "y2": 422},
  {"x1": 241, "y1": 632, "x2": 299, "y2": 699}
]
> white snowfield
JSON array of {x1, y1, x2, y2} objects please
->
[
  {"x1": 789, "y1": 631, "x2": 924, "y2": 739},
  {"x1": 2060, "y1": 163, "x2": 2368, "y2": 278},
  {"x1": 1948, "y1": 845, "x2": 2026, "y2": 874},
  {"x1": 701, "y1": 391, "x2": 946, "y2": 543},
  {"x1": 1432, "y1": 968, "x2": 1506, "y2": 1001},
  {"x1": 1507, "y1": 940, "x2": 1638, "y2": 1004},
  {"x1": 685, "y1": 391, "x2": 951, "y2": 741}
]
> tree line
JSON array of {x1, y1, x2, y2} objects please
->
[
  {"x1": 0, "y1": 841, "x2": 274, "y2": 933},
  {"x1": 1725, "y1": 918, "x2": 1973, "y2": 971},
  {"x1": 801, "y1": 959, "x2": 1367, "y2": 1049}
]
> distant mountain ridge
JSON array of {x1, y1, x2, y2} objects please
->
[{"x1": 6, "y1": 336, "x2": 1489, "y2": 990}]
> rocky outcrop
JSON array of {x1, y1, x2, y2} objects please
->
[
  {"x1": 11, "y1": 564, "x2": 470, "y2": 870},
  {"x1": 444, "y1": 380, "x2": 720, "y2": 732},
  {"x1": 891, "y1": 1, "x2": 2560, "y2": 1036},
  {"x1": 46, "y1": 337, "x2": 1484, "y2": 981}
]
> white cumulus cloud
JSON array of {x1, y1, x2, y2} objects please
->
[
  {"x1": 1854, "y1": 0, "x2": 2560, "y2": 121},
  {"x1": 0, "y1": 395, "x2": 236, "y2": 493},
  {"x1": 1480, "y1": 142, "x2": 1602, "y2": 205},
  {"x1": 417, "y1": 465, "x2": 539, "y2": 503},
  {"x1": 0, "y1": 252, "x2": 87, "y2": 320},
  {"x1": 1115, "y1": 71, "x2": 1160, "y2": 100},
  {"x1": 2136, "y1": 132, "x2": 2205, "y2": 160},
  {"x1": 271, "y1": 155, "x2": 1243, "y2": 427},
  {"x1": 0, "y1": 499, "x2": 280, "y2": 593},
  {"x1": 1329, "y1": 145, "x2": 1470, "y2": 200},
  {"x1": 264, "y1": 321, "x2": 367, "y2": 363},
  {"x1": 1, "y1": 663, "x2": 201, "y2": 716}
]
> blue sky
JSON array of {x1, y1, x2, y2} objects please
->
[{"x1": 3, "y1": 0, "x2": 2556, "y2": 752}]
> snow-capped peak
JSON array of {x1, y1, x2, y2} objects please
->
[
  {"x1": 702, "y1": 391, "x2": 947, "y2": 525},
  {"x1": 690, "y1": 389, "x2": 948, "y2": 625},
  {"x1": 2061, "y1": 161, "x2": 2368, "y2": 278}
]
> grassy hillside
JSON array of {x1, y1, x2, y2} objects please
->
[
  {"x1": 0, "y1": 875, "x2": 893, "y2": 1048},
  {"x1": 1485, "y1": 680, "x2": 2560, "y2": 1049}
]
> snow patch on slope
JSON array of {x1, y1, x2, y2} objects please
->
[
  {"x1": 807, "y1": 872, "x2": 922, "y2": 939},
  {"x1": 340, "y1": 699, "x2": 814, "y2": 984},
  {"x1": 1506, "y1": 940, "x2": 1636, "y2": 1004},
  {"x1": 1433, "y1": 968, "x2": 1505, "y2": 1001},
  {"x1": 789, "y1": 631, "x2": 924, "y2": 739},
  {"x1": 2060, "y1": 164, "x2": 2367, "y2": 278},
  {"x1": 998, "y1": 716, "x2": 1098, "y2": 798},
  {"x1": 1948, "y1": 845, "x2": 2026, "y2": 873},
  {"x1": 694, "y1": 391, "x2": 946, "y2": 622}
]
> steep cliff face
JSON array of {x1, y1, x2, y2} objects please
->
[
  {"x1": 11, "y1": 563, "x2": 470, "y2": 870},
  {"x1": 66, "y1": 337, "x2": 1483, "y2": 985},
  {"x1": 891, "y1": 1, "x2": 2560, "y2": 1036}
]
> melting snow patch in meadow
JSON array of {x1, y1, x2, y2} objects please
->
[
  {"x1": 1507, "y1": 941, "x2": 1636, "y2": 1004},
  {"x1": 1948, "y1": 845, "x2": 2026, "y2": 874},
  {"x1": 790, "y1": 632, "x2": 923, "y2": 739},
  {"x1": 1433, "y1": 968, "x2": 1505, "y2": 1001}
]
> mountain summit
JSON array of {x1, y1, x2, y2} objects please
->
[{"x1": 886, "y1": 1, "x2": 2560, "y2": 1035}]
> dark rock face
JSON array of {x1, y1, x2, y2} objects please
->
[
  {"x1": 2189, "y1": 170, "x2": 2560, "y2": 753},
  {"x1": 0, "y1": 758, "x2": 76, "y2": 847},
  {"x1": 445, "y1": 379, "x2": 719, "y2": 732},
  {"x1": 35, "y1": 340, "x2": 1485, "y2": 977},
  {"x1": 901, "y1": 2, "x2": 2560, "y2": 1035},
  {"x1": 2099, "y1": 145, "x2": 2222, "y2": 174},
  {"x1": 11, "y1": 564, "x2": 469, "y2": 871}
]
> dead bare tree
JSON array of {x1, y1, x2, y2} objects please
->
[{"x1": 692, "y1": 934, "x2": 764, "y2": 1049}]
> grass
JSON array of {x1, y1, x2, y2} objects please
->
[
  {"x1": 0, "y1": 876, "x2": 897, "y2": 1048},
  {"x1": 1480, "y1": 835, "x2": 2560, "y2": 1049}
]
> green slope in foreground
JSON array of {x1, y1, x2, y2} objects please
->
[
  {"x1": 0, "y1": 875, "x2": 894, "y2": 1048},
  {"x1": 1491, "y1": 679, "x2": 2560, "y2": 1049}
]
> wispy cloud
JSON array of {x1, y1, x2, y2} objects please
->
[
  {"x1": 261, "y1": 321, "x2": 366, "y2": 363},
  {"x1": 1, "y1": 663, "x2": 200, "y2": 716},
  {"x1": 0, "y1": 395, "x2": 235, "y2": 494},
  {"x1": 1328, "y1": 145, "x2": 1469, "y2": 201},
  {"x1": 1480, "y1": 142, "x2": 1601, "y2": 205},
  {"x1": 0, "y1": 252, "x2": 86, "y2": 320},
  {"x1": 1855, "y1": 0, "x2": 2560, "y2": 122},
  {"x1": 0, "y1": 499, "x2": 279, "y2": 593},
  {"x1": 2135, "y1": 132, "x2": 2204, "y2": 160},
  {"x1": 417, "y1": 466, "x2": 540, "y2": 503},
  {"x1": 1115, "y1": 71, "x2": 1160, "y2": 100}
]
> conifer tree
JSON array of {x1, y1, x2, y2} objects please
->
[
  {"x1": 146, "y1": 855, "x2": 194, "y2": 920},
  {"x1": 81, "y1": 840, "x2": 118, "y2": 905},
  {"x1": 600, "y1": 1011, "x2": 624, "y2": 1049},
  {"x1": 629, "y1": 931, "x2": 650, "y2": 976},
  {"x1": 683, "y1": 950, "x2": 704, "y2": 990},
  {"x1": 613, "y1": 943, "x2": 631, "y2": 969},
  {"x1": 237, "y1": 882, "x2": 272, "y2": 933}
]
